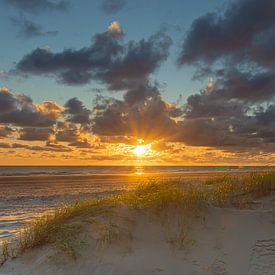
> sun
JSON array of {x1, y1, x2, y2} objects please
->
[{"x1": 132, "y1": 145, "x2": 150, "y2": 157}]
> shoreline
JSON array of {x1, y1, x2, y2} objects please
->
[
  {"x1": 0, "y1": 169, "x2": 266, "y2": 180},
  {"x1": 0, "y1": 166, "x2": 274, "y2": 178}
]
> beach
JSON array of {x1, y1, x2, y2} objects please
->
[
  {"x1": 2, "y1": 196, "x2": 274, "y2": 275},
  {"x1": 0, "y1": 169, "x2": 274, "y2": 274},
  {"x1": 1, "y1": 0, "x2": 275, "y2": 273}
]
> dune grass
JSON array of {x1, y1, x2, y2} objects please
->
[
  {"x1": 207, "y1": 172, "x2": 275, "y2": 207},
  {"x1": 1, "y1": 171, "x2": 275, "y2": 264}
]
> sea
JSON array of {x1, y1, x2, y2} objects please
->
[{"x1": 0, "y1": 166, "x2": 274, "y2": 241}]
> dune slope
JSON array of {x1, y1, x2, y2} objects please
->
[{"x1": 1, "y1": 195, "x2": 275, "y2": 275}]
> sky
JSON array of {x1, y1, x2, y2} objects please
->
[{"x1": 0, "y1": 0, "x2": 275, "y2": 166}]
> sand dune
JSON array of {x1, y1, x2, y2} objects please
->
[{"x1": 1, "y1": 195, "x2": 275, "y2": 275}]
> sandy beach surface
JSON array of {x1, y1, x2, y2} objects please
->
[
  {"x1": 0, "y1": 170, "x2": 274, "y2": 275},
  {"x1": 1, "y1": 191, "x2": 275, "y2": 274}
]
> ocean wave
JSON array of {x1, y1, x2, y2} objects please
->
[{"x1": 0, "y1": 165, "x2": 274, "y2": 177}]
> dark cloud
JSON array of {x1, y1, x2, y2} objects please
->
[
  {"x1": 213, "y1": 69, "x2": 275, "y2": 102},
  {"x1": 19, "y1": 127, "x2": 54, "y2": 141},
  {"x1": 14, "y1": 27, "x2": 172, "y2": 88},
  {"x1": 0, "y1": 142, "x2": 71, "y2": 152},
  {"x1": 28, "y1": 144, "x2": 71, "y2": 152},
  {"x1": 123, "y1": 82, "x2": 160, "y2": 106},
  {"x1": 170, "y1": 87, "x2": 275, "y2": 150},
  {"x1": 99, "y1": 135, "x2": 137, "y2": 145},
  {"x1": 0, "y1": 87, "x2": 62, "y2": 127},
  {"x1": 11, "y1": 143, "x2": 29, "y2": 149},
  {"x1": 0, "y1": 143, "x2": 12, "y2": 148},
  {"x1": 45, "y1": 142, "x2": 71, "y2": 151},
  {"x1": 64, "y1": 98, "x2": 92, "y2": 127},
  {"x1": 100, "y1": 0, "x2": 127, "y2": 14},
  {"x1": 0, "y1": 126, "x2": 13, "y2": 139},
  {"x1": 255, "y1": 105, "x2": 275, "y2": 125},
  {"x1": 68, "y1": 140, "x2": 91, "y2": 148},
  {"x1": 55, "y1": 122, "x2": 91, "y2": 147},
  {"x1": 177, "y1": 0, "x2": 275, "y2": 109},
  {"x1": 4, "y1": 0, "x2": 69, "y2": 14},
  {"x1": 11, "y1": 15, "x2": 58, "y2": 38},
  {"x1": 24, "y1": 144, "x2": 72, "y2": 152},
  {"x1": 178, "y1": 0, "x2": 275, "y2": 65},
  {"x1": 171, "y1": 0, "x2": 275, "y2": 152},
  {"x1": 14, "y1": 29, "x2": 124, "y2": 85},
  {"x1": 101, "y1": 31, "x2": 172, "y2": 90},
  {"x1": 0, "y1": 104, "x2": 56, "y2": 127},
  {"x1": 174, "y1": 118, "x2": 236, "y2": 147},
  {"x1": 184, "y1": 91, "x2": 244, "y2": 119},
  {"x1": 0, "y1": 87, "x2": 17, "y2": 113},
  {"x1": 55, "y1": 126, "x2": 80, "y2": 143},
  {"x1": 0, "y1": 88, "x2": 95, "y2": 149},
  {"x1": 92, "y1": 92, "x2": 180, "y2": 142}
]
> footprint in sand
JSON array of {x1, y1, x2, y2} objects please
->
[
  {"x1": 248, "y1": 239, "x2": 275, "y2": 275},
  {"x1": 210, "y1": 258, "x2": 228, "y2": 275}
]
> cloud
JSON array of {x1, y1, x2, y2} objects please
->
[
  {"x1": 0, "y1": 143, "x2": 12, "y2": 148},
  {"x1": 123, "y1": 82, "x2": 160, "y2": 106},
  {"x1": 99, "y1": 135, "x2": 137, "y2": 145},
  {"x1": 0, "y1": 142, "x2": 72, "y2": 152},
  {"x1": 169, "y1": 87, "x2": 275, "y2": 150},
  {"x1": 68, "y1": 140, "x2": 91, "y2": 148},
  {"x1": 92, "y1": 90, "x2": 181, "y2": 142},
  {"x1": 173, "y1": 118, "x2": 246, "y2": 147},
  {"x1": 0, "y1": 86, "x2": 62, "y2": 127},
  {"x1": 108, "y1": 21, "x2": 123, "y2": 35},
  {"x1": 11, "y1": 15, "x2": 58, "y2": 38},
  {"x1": 88, "y1": 76, "x2": 273, "y2": 152},
  {"x1": 100, "y1": 0, "x2": 127, "y2": 14},
  {"x1": 4, "y1": 0, "x2": 69, "y2": 14},
  {"x1": 178, "y1": 0, "x2": 275, "y2": 65},
  {"x1": 54, "y1": 122, "x2": 91, "y2": 147},
  {"x1": 64, "y1": 98, "x2": 92, "y2": 127},
  {"x1": 1, "y1": 84, "x2": 275, "y2": 159},
  {"x1": 19, "y1": 127, "x2": 54, "y2": 141},
  {"x1": 3, "y1": 0, "x2": 275, "y2": 160},
  {"x1": 0, "y1": 87, "x2": 17, "y2": 113},
  {"x1": 55, "y1": 125, "x2": 81, "y2": 142},
  {"x1": 0, "y1": 126, "x2": 13, "y2": 139},
  {"x1": 212, "y1": 69, "x2": 275, "y2": 103},
  {"x1": 28, "y1": 144, "x2": 71, "y2": 152},
  {"x1": 14, "y1": 26, "x2": 172, "y2": 88},
  {"x1": 0, "y1": 87, "x2": 93, "y2": 149},
  {"x1": 184, "y1": 91, "x2": 244, "y2": 119},
  {"x1": 16, "y1": 143, "x2": 72, "y2": 152},
  {"x1": 170, "y1": 0, "x2": 275, "y2": 152}
]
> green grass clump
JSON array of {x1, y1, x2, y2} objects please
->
[
  {"x1": 1, "y1": 171, "x2": 275, "y2": 264},
  {"x1": 208, "y1": 172, "x2": 275, "y2": 207}
]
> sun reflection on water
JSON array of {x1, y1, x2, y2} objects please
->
[{"x1": 134, "y1": 166, "x2": 144, "y2": 175}]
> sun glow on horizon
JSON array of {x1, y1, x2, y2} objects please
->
[{"x1": 132, "y1": 144, "x2": 152, "y2": 157}]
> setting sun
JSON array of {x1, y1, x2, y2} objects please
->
[
  {"x1": 132, "y1": 145, "x2": 151, "y2": 157},
  {"x1": 0, "y1": 0, "x2": 275, "y2": 274}
]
